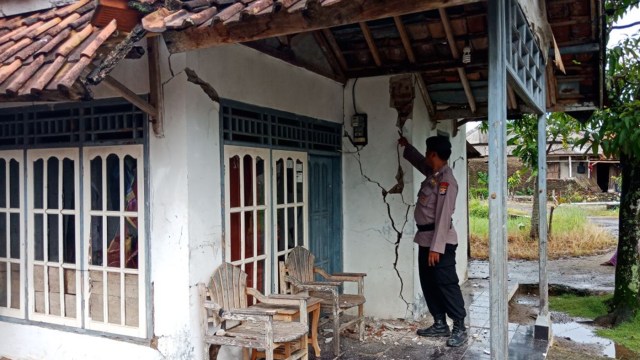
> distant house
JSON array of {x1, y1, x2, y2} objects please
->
[{"x1": 467, "y1": 125, "x2": 620, "y2": 193}]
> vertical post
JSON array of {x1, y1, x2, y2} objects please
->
[
  {"x1": 535, "y1": 113, "x2": 551, "y2": 340},
  {"x1": 488, "y1": 0, "x2": 508, "y2": 357},
  {"x1": 148, "y1": 36, "x2": 164, "y2": 138},
  {"x1": 569, "y1": 156, "x2": 573, "y2": 178}
]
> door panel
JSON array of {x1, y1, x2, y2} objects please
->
[{"x1": 308, "y1": 155, "x2": 342, "y2": 275}]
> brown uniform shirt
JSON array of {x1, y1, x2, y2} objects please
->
[{"x1": 403, "y1": 144, "x2": 458, "y2": 254}]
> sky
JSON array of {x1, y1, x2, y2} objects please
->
[{"x1": 608, "y1": 6, "x2": 640, "y2": 47}]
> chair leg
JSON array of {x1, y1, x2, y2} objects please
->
[
  {"x1": 266, "y1": 344, "x2": 274, "y2": 360},
  {"x1": 302, "y1": 334, "x2": 309, "y2": 360},
  {"x1": 242, "y1": 348, "x2": 250, "y2": 360},
  {"x1": 358, "y1": 304, "x2": 365, "y2": 341},
  {"x1": 333, "y1": 308, "x2": 340, "y2": 356}
]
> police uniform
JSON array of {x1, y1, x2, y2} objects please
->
[{"x1": 403, "y1": 141, "x2": 466, "y2": 323}]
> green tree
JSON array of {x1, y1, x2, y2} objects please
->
[
  {"x1": 578, "y1": 30, "x2": 640, "y2": 324},
  {"x1": 497, "y1": 113, "x2": 579, "y2": 239}
]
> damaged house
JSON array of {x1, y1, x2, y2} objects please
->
[{"x1": 0, "y1": 0, "x2": 604, "y2": 359}]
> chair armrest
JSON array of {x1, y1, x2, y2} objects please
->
[
  {"x1": 286, "y1": 276, "x2": 341, "y2": 293},
  {"x1": 333, "y1": 272, "x2": 367, "y2": 278},
  {"x1": 248, "y1": 288, "x2": 308, "y2": 308},
  {"x1": 221, "y1": 307, "x2": 276, "y2": 322},
  {"x1": 203, "y1": 300, "x2": 222, "y2": 312}
]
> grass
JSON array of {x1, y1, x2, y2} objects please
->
[
  {"x1": 598, "y1": 314, "x2": 640, "y2": 355},
  {"x1": 583, "y1": 206, "x2": 620, "y2": 218},
  {"x1": 470, "y1": 200, "x2": 617, "y2": 260},
  {"x1": 549, "y1": 294, "x2": 611, "y2": 319},
  {"x1": 549, "y1": 294, "x2": 640, "y2": 355}
]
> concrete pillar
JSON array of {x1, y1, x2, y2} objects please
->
[
  {"x1": 535, "y1": 113, "x2": 552, "y2": 340},
  {"x1": 488, "y1": 0, "x2": 509, "y2": 357}
]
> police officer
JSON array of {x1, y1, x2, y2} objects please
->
[{"x1": 398, "y1": 135, "x2": 467, "y2": 347}]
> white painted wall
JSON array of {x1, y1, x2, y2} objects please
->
[
  {"x1": 342, "y1": 76, "x2": 468, "y2": 320},
  {"x1": 0, "y1": 41, "x2": 471, "y2": 358}
]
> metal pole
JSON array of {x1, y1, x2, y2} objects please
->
[
  {"x1": 488, "y1": 0, "x2": 508, "y2": 357},
  {"x1": 535, "y1": 113, "x2": 552, "y2": 340}
]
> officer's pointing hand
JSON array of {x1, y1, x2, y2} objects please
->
[
  {"x1": 428, "y1": 251, "x2": 440, "y2": 267},
  {"x1": 398, "y1": 135, "x2": 409, "y2": 147}
]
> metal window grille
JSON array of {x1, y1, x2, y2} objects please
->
[
  {"x1": 221, "y1": 101, "x2": 342, "y2": 153},
  {"x1": 0, "y1": 98, "x2": 146, "y2": 149},
  {"x1": 506, "y1": 0, "x2": 546, "y2": 112}
]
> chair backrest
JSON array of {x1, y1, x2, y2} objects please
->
[
  {"x1": 285, "y1": 246, "x2": 315, "y2": 284},
  {"x1": 209, "y1": 262, "x2": 248, "y2": 310}
]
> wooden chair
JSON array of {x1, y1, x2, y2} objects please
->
[
  {"x1": 199, "y1": 263, "x2": 309, "y2": 360},
  {"x1": 283, "y1": 246, "x2": 366, "y2": 356}
]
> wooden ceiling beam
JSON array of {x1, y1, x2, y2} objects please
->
[
  {"x1": 439, "y1": 8, "x2": 477, "y2": 113},
  {"x1": 321, "y1": 28, "x2": 348, "y2": 72},
  {"x1": 163, "y1": 0, "x2": 484, "y2": 53},
  {"x1": 312, "y1": 31, "x2": 346, "y2": 81},
  {"x1": 416, "y1": 74, "x2": 434, "y2": 114},
  {"x1": 345, "y1": 59, "x2": 488, "y2": 78},
  {"x1": 393, "y1": 16, "x2": 416, "y2": 63},
  {"x1": 359, "y1": 22, "x2": 382, "y2": 67}
]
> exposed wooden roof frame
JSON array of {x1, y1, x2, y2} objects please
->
[
  {"x1": 163, "y1": 0, "x2": 485, "y2": 53},
  {"x1": 359, "y1": 22, "x2": 382, "y2": 67},
  {"x1": 438, "y1": 7, "x2": 477, "y2": 114}
]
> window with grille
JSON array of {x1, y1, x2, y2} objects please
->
[
  {"x1": 221, "y1": 101, "x2": 342, "y2": 153},
  {"x1": 0, "y1": 98, "x2": 147, "y2": 338}
]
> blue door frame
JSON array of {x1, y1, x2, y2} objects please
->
[{"x1": 308, "y1": 155, "x2": 342, "y2": 275}]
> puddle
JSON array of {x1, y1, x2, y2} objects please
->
[{"x1": 553, "y1": 321, "x2": 616, "y2": 357}]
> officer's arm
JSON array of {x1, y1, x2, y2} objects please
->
[
  {"x1": 430, "y1": 181, "x2": 458, "y2": 254},
  {"x1": 402, "y1": 143, "x2": 433, "y2": 176}
]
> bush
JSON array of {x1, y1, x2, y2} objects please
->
[
  {"x1": 470, "y1": 187, "x2": 489, "y2": 199},
  {"x1": 469, "y1": 198, "x2": 489, "y2": 218}
]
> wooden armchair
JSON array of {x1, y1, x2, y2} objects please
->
[
  {"x1": 199, "y1": 263, "x2": 309, "y2": 360},
  {"x1": 283, "y1": 246, "x2": 366, "y2": 356}
]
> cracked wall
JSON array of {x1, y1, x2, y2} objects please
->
[{"x1": 342, "y1": 77, "x2": 469, "y2": 320}]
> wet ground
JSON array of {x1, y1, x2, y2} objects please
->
[{"x1": 304, "y1": 211, "x2": 625, "y2": 359}]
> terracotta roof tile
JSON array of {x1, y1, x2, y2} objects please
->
[
  {"x1": 139, "y1": 0, "x2": 319, "y2": 32},
  {"x1": 0, "y1": 1, "x2": 120, "y2": 100}
]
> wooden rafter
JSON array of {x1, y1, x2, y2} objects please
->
[
  {"x1": 321, "y1": 28, "x2": 348, "y2": 72},
  {"x1": 312, "y1": 31, "x2": 346, "y2": 81},
  {"x1": 163, "y1": 0, "x2": 485, "y2": 53},
  {"x1": 101, "y1": 75, "x2": 158, "y2": 118},
  {"x1": 148, "y1": 36, "x2": 164, "y2": 137},
  {"x1": 393, "y1": 16, "x2": 416, "y2": 63},
  {"x1": 393, "y1": 16, "x2": 436, "y2": 122},
  {"x1": 438, "y1": 8, "x2": 477, "y2": 113},
  {"x1": 359, "y1": 22, "x2": 382, "y2": 67}
]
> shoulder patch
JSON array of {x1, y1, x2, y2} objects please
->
[{"x1": 439, "y1": 182, "x2": 449, "y2": 195}]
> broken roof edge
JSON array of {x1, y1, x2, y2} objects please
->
[
  {"x1": 0, "y1": 1, "x2": 124, "y2": 103},
  {"x1": 0, "y1": 0, "x2": 77, "y2": 17}
]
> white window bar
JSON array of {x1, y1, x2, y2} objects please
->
[
  {"x1": 0, "y1": 151, "x2": 24, "y2": 318},
  {"x1": 83, "y1": 145, "x2": 146, "y2": 338},
  {"x1": 272, "y1": 151, "x2": 308, "y2": 293},
  {"x1": 27, "y1": 149, "x2": 81, "y2": 327},
  {"x1": 224, "y1": 146, "x2": 271, "y2": 300}
]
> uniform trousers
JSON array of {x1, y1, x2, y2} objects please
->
[{"x1": 418, "y1": 244, "x2": 466, "y2": 321}]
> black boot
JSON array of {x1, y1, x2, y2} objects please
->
[
  {"x1": 446, "y1": 318, "x2": 468, "y2": 347},
  {"x1": 417, "y1": 314, "x2": 450, "y2": 337}
]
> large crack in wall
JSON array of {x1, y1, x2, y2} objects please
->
[{"x1": 350, "y1": 144, "x2": 415, "y2": 316}]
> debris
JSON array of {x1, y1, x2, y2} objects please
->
[
  {"x1": 325, "y1": 337, "x2": 333, "y2": 344},
  {"x1": 383, "y1": 322, "x2": 406, "y2": 330},
  {"x1": 484, "y1": 350, "x2": 491, "y2": 355}
]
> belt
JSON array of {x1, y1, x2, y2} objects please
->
[
  {"x1": 416, "y1": 223, "x2": 435, "y2": 232},
  {"x1": 416, "y1": 221, "x2": 453, "y2": 232}
]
